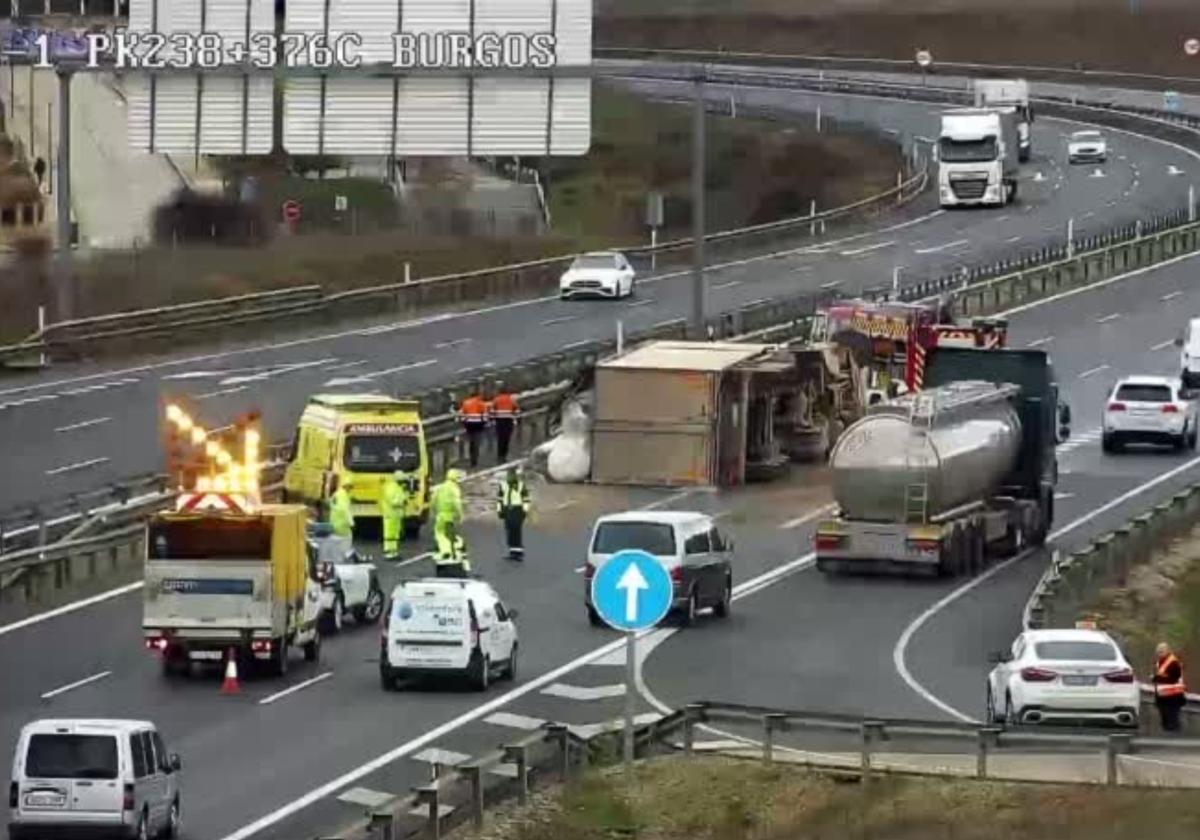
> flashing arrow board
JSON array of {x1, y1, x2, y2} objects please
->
[{"x1": 589, "y1": 549, "x2": 672, "y2": 632}]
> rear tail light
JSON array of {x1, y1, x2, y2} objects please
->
[
  {"x1": 122, "y1": 783, "x2": 135, "y2": 811},
  {"x1": 583, "y1": 562, "x2": 596, "y2": 580},
  {"x1": 815, "y1": 533, "x2": 845, "y2": 551},
  {"x1": 906, "y1": 538, "x2": 941, "y2": 552},
  {"x1": 1107, "y1": 402, "x2": 1126, "y2": 412},
  {"x1": 1163, "y1": 404, "x2": 1180, "y2": 414},
  {"x1": 250, "y1": 640, "x2": 273, "y2": 654},
  {"x1": 1020, "y1": 667, "x2": 1058, "y2": 683},
  {"x1": 669, "y1": 566, "x2": 684, "y2": 583},
  {"x1": 144, "y1": 638, "x2": 168, "y2": 652},
  {"x1": 1103, "y1": 668, "x2": 1135, "y2": 683},
  {"x1": 9, "y1": 781, "x2": 17, "y2": 808}
]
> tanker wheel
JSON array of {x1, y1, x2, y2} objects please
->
[{"x1": 971, "y1": 524, "x2": 987, "y2": 574}]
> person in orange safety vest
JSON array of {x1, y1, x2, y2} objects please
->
[
  {"x1": 458, "y1": 391, "x2": 488, "y2": 468},
  {"x1": 1153, "y1": 642, "x2": 1187, "y2": 732}
]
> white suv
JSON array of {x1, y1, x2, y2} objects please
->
[
  {"x1": 1102, "y1": 375, "x2": 1197, "y2": 453},
  {"x1": 9, "y1": 719, "x2": 182, "y2": 840}
]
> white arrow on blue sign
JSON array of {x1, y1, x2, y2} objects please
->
[{"x1": 590, "y1": 549, "x2": 673, "y2": 632}]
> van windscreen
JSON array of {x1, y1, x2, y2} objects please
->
[
  {"x1": 392, "y1": 593, "x2": 466, "y2": 641},
  {"x1": 344, "y1": 435, "x2": 421, "y2": 473},
  {"x1": 26, "y1": 734, "x2": 119, "y2": 780},
  {"x1": 592, "y1": 522, "x2": 677, "y2": 556}
]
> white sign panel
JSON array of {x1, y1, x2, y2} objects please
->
[
  {"x1": 125, "y1": 0, "x2": 275, "y2": 153},
  {"x1": 282, "y1": 0, "x2": 592, "y2": 155}
]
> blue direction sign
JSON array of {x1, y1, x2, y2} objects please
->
[{"x1": 590, "y1": 549, "x2": 673, "y2": 632}]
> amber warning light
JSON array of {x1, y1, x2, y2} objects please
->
[{"x1": 164, "y1": 404, "x2": 262, "y2": 504}]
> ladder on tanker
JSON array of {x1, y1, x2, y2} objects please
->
[{"x1": 903, "y1": 391, "x2": 938, "y2": 524}]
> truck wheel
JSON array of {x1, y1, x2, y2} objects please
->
[
  {"x1": 303, "y1": 631, "x2": 321, "y2": 663},
  {"x1": 380, "y1": 664, "x2": 400, "y2": 692},
  {"x1": 469, "y1": 652, "x2": 490, "y2": 692}
]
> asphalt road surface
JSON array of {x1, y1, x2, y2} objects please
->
[{"x1": 1, "y1": 74, "x2": 1194, "y2": 514}]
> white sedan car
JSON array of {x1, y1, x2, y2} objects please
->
[
  {"x1": 559, "y1": 251, "x2": 637, "y2": 300},
  {"x1": 1067, "y1": 130, "x2": 1108, "y2": 164},
  {"x1": 1102, "y1": 375, "x2": 1198, "y2": 453},
  {"x1": 986, "y1": 628, "x2": 1140, "y2": 728}
]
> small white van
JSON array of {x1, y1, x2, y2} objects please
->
[
  {"x1": 583, "y1": 511, "x2": 734, "y2": 627},
  {"x1": 1178, "y1": 317, "x2": 1200, "y2": 389},
  {"x1": 8, "y1": 719, "x2": 182, "y2": 840},
  {"x1": 379, "y1": 578, "x2": 519, "y2": 692}
]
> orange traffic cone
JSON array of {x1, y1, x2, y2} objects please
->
[{"x1": 220, "y1": 649, "x2": 241, "y2": 694}]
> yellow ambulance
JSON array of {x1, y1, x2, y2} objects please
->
[{"x1": 282, "y1": 394, "x2": 430, "y2": 537}]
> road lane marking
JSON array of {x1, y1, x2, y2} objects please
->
[
  {"x1": 840, "y1": 240, "x2": 895, "y2": 257},
  {"x1": 45, "y1": 457, "x2": 110, "y2": 476},
  {"x1": 562, "y1": 339, "x2": 593, "y2": 350},
  {"x1": 412, "y1": 748, "x2": 471, "y2": 767},
  {"x1": 627, "y1": 298, "x2": 654, "y2": 308},
  {"x1": 336, "y1": 788, "x2": 394, "y2": 809},
  {"x1": 820, "y1": 280, "x2": 841, "y2": 289},
  {"x1": 323, "y1": 359, "x2": 367, "y2": 371},
  {"x1": 1096, "y1": 313, "x2": 1121, "y2": 324},
  {"x1": 1152, "y1": 339, "x2": 1177, "y2": 351},
  {"x1": 899, "y1": 448, "x2": 1200, "y2": 724},
  {"x1": 483, "y1": 712, "x2": 546, "y2": 731},
  {"x1": 0, "y1": 582, "x2": 145, "y2": 638},
  {"x1": 1162, "y1": 291, "x2": 1183, "y2": 302},
  {"x1": 40, "y1": 670, "x2": 112, "y2": 700},
  {"x1": 258, "y1": 672, "x2": 334, "y2": 706},
  {"x1": 712, "y1": 280, "x2": 742, "y2": 290},
  {"x1": 195, "y1": 386, "x2": 249, "y2": 400},
  {"x1": 1004, "y1": 235, "x2": 1021, "y2": 243},
  {"x1": 541, "y1": 683, "x2": 626, "y2": 701},
  {"x1": 324, "y1": 359, "x2": 437, "y2": 387},
  {"x1": 780, "y1": 503, "x2": 837, "y2": 530},
  {"x1": 1026, "y1": 336, "x2": 1054, "y2": 348},
  {"x1": 54, "y1": 417, "x2": 111, "y2": 433},
  {"x1": 433, "y1": 338, "x2": 472, "y2": 350},
  {"x1": 1054, "y1": 493, "x2": 1075, "y2": 501},
  {"x1": 914, "y1": 239, "x2": 969, "y2": 255},
  {"x1": 540, "y1": 316, "x2": 578, "y2": 327},
  {"x1": 1077, "y1": 364, "x2": 1110, "y2": 380}
]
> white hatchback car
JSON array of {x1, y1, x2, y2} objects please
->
[
  {"x1": 1067, "y1": 130, "x2": 1107, "y2": 164},
  {"x1": 986, "y1": 629, "x2": 1140, "y2": 728},
  {"x1": 1102, "y1": 375, "x2": 1198, "y2": 453},
  {"x1": 379, "y1": 578, "x2": 518, "y2": 692},
  {"x1": 558, "y1": 251, "x2": 636, "y2": 300}
]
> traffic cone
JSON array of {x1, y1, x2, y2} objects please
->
[{"x1": 220, "y1": 649, "x2": 241, "y2": 695}]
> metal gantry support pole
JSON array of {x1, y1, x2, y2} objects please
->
[
  {"x1": 690, "y1": 76, "x2": 707, "y2": 339},
  {"x1": 55, "y1": 69, "x2": 72, "y2": 253}
]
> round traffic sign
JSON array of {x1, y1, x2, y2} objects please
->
[
  {"x1": 1186, "y1": 38, "x2": 1200, "y2": 57},
  {"x1": 915, "y1": 49, "x2": 933, "y2": 68},
  {"x1": 282, "y1": 199, "x2": 302, "y2": 223},
  {"x1": 589, "y1": 549, "x2": 673, "y2": 632}
]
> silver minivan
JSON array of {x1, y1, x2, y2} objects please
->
[
  {"x1": 583, "y1": 511, "x2": 733, "y2": 626},
  {"x1": 9, "y1": 719, "x2": 182, "y2": 840}
]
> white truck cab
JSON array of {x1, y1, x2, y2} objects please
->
[
  {"x1": 379, "y1": 578, "x2": 519, "y2": 692},
  {"x1": 8, "y1": 719, "x2": 182, "y2": 840},
  {"x1": 937, "y1": 108, "x2": 1021, "y2": 208}
]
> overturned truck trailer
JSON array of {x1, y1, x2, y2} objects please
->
[{"x1": 589, "y1": 340, "x2": 864, "y2": 487}]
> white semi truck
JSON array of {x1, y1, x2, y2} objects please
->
[
  {"x1": 937, "y1": 108, "x2": 1021, "y2": 209},
  {"x1": 973, "y1": 79, "x2": 1033, "y2": 162}
]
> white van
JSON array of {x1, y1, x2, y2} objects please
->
[
  {"x1": 8, "y1": 719, "x2": 182, "y2": 840},
  {"x1": 379, "y1": 578, "x2": 519, "y2": 692},
  {"x1": 1178, "y1": 317, "x2": 1200, "y2": 389},
  {"x1": 583, "y1": 511, "x2": 734, "y2": 627}
]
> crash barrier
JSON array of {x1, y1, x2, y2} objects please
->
[
  {"x1": 0, "y1": 113, "x2": 926, "y2": 366},
  {"x1": 316, "y1": 699, "x2": 1200, "y2": 840}
]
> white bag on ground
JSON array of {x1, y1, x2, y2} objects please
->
[{"x1": 545, "y1": 398, "x2": 592, "y2": 483}]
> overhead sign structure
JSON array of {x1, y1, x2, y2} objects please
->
[
  {"x1": 590, "y1": 548, "x2": 672, "y2": 770},
  {"x1": 125, "y1": 0, "x2": 276, "y2": 153},
  {"x1": 281, "y1": 0, "x2": 593, "y2": 156}
]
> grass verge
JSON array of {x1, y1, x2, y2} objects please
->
[{"x1": 466, "y1": 756, "x2": 1200, "y2": 840}]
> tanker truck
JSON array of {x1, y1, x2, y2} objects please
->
[{"x1": 814, "y1": 347, "x2": 1070, "y2": 576}]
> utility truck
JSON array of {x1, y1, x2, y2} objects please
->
[
  {"x1": 815, "y1": 347, "x2": 1071, "y2": 576},
  {"x1": 973, "y1": 79, "x2": 1033, "y2": 161},
  {"x1": 937, "y1": 108, "x2": 1021, "y2": 208}
]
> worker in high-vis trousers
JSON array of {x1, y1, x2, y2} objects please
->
[
  {"x1": 496, "y1": 466, "x2": 531, "y2": 561},
  {"x1": 379, "y1": 470, "x2": 409, "y2": 561},
  {"x1": 1153, "y1": 642, "x2": 1187, "y2": 732},
  {"x1": 432, "y1": 469, "x2": 469, "y2": 576},
  {"x1": 329, "y1": 475, "x2": 355, "y2": 539},
  {"x1": 490, "y1": 385, "x2": 521, "y2": 463},
  {"x1": 457, "y1": 391, "x2": 488, "y2": 468}
]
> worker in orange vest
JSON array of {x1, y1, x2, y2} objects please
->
[
  {"x1": 1153, "y1": 642, "x2": 1187, "y2": 732},
  {"x1": 458, "y1": 390, "x2": 488, "y2": 468},
  {"x1": 490, "y1": 383, "x2": 521, "y2": 463}
]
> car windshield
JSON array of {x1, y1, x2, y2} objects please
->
[
  {"x1": 343, "y1": 435, "x2": 421, "y2": 473},
  {"x1": 1115, "y1": 384, "x2": 1173, "y2": 402},
  {"x1": 1034, "y1": 641, "x2": 1118, "y2": 661},
  {"x1": 1072, "y1": 132, "x2": 1101, "y2": 141},
  {"x1": 572, "y1": 255, "x2": 617, "y2": 270},
  {"x1": 938, "y1": 137, "x2": 998, "y2": 162},
  {"x1": 26, "y1": 734, "x2": 119, "y2": 780},
  {"x1": 592, "y1": 521, "x2": 677, "y2": 555}
]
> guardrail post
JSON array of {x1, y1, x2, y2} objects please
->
[
  {"x1": 761, "y1": 713, "x2": 786, "y2": 765},
  {"x1": 368, "y1": 808, "x2": 395, "y2": 840},
  {"x1": 413, "y1": 785, "x2": 441, "y2": 840},
  {"x1": 545, "y1": 722, "x2": 571, "y2": 778},
  {"x1": 684, "y1": 703, "x2": 704, "y2": 756},
  {"x1": 976, "y1": 727, "x2": 1001, "y2": 779},
  {"x1": 861, "y1": 721, "x2": 885, "y2": 780},
  {"x1": 1107, "y1": 734, "x2": 1133, "y2": 786},
  {"x1": 503, "y1": 744, "x2": 529, "y2": 805},
  {"x1": 462, "y1": 764, "x2": 484, "y2": 829}
]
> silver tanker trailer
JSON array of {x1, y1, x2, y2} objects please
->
[{"x1": 815, "y1": 347, "x2": 1070, "y2": 576}]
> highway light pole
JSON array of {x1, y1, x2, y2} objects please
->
[
  {"x1": 53, "y1": 68, "x2": 73, "y2": 321},
  {"x1": 691, "y1": 76, "x2": 707, "y2": 339}
]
